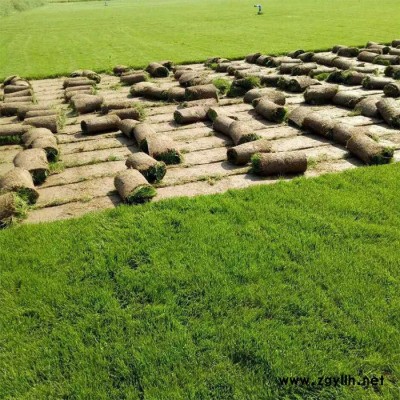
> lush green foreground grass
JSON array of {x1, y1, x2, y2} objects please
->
[
  {"x1": 0, "y1": 0, "x2": 399, "y2": 79},
  {"x1": 0, "y1": 164, "x2": 399, "y2": 399}
]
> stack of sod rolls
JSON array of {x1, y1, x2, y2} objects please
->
[{"x1": 1, "y1": 76, "x2": 34, "y2": 106}]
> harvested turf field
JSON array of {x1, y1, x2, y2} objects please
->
[
  {"x1": 1, "y1": 45, "x2": 400, "y2": 223},
  {"x1": 1, "y1": 0, "x2": 400, "y2": 79},
  {"x1": 0, "y1": 164, "x2": 400, "y2": 399}
]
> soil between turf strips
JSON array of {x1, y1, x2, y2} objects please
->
[{"x1": 0, "y1": 54, "x2": 398, "y2": 223}]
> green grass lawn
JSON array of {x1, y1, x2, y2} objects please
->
[
  {"x1": 1, "y1": 164, "x2": 399, "y2": 399},
  {"x1": 0, "y1": 0, "x2": 399, "y2": 79}
]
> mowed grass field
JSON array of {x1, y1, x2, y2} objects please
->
[
  {"x1": 0, "y1": 0, "x2": 399, "y2": 79},
  {"x1": 1, "y1": 164, "x2": 400, "y2": 399}
]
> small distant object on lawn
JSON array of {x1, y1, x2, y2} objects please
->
[
  {"x1": 104, "y1": 0, "x2": 108, "y2": 6},
  {"x1": 254, "y1": 4, "x2": 263, "y2": 14}
]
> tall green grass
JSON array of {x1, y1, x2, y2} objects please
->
[
  {"x1": 0, "y1": 0, "x2": 45, "y2": 17},
  {"x1": 0, "y1": 164, "x2": 399, "y2": 398},
  {"x1": 0, "y1": 0, "x2": 399, "y2": 79}
]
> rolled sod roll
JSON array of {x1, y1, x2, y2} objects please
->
[
  {"x1": 355, "y1": 97, "x2": 380, "y2": 118},
  {"x1": 332, "y1": 91, "x2": 364, "y2": 108},
  {"x1": 255, "y1": 55, "x2": 269, "y2": 65},
  {"x1": 311, "y1": 53, "x2": 338, "y2": 66},
  {"x1": 245, "y1": 53, "x2": 261, "y2": 63},
  {"x1": 227, "y1": 139, "x2": 273, "y2": 165},
  {"x1": 260, "y1": 74, "x2": 282, "y2": 87},
  {"x1": 101, "y1": 100, "x2": 140, "y2": 114},
  {"x1": 367, "y1": 44, "x2": 390, "y2": 54},
  {"x1": 337, "y1": 47, "x2": 359, "y2": 57},
  {"x1": 1, "y1": 103, "x2": 31, "y2": 117},
  {"x1": 374, "y1": 54, "x2": 400, "y2": 65},
  {"x1": 30, "y1": 136, "x2": 59, "y2": 162},
  {"x1": 4, "y1": 84, "x2": 30, "y2": 94},
  {"x1": 298, "y1": 52, "x2": 315, "y2": 62},
  {"x1": 392, "y1": 39, "x2": 400, "y2": 47},
  {"x1": 129, "y1": 82, "x2": 154, "y2": 96},
  {"x1": 326, "y1": 70, "x2": 344, "y2": 84},
  {"x1": 0, "y1": 192, "x2": 19, "y2": 228},
  {"x1": 81, "y1": 114, "x2": 121, "y2": 135},
  {"x1": 302, "y1": 113, "x2": 335, "y2": 138},
  {"x1": 359, "y1": 47, "x2": 382, "y2": 55},
  {"x1": 0, "y1": 167, "x2": 38, "y2": 204},
  {"x1": 287, "y1": 107, "x2": 311, "y2": 128},
  {"x1": 167, "y1": 87, "x2": 186, "y2": 102},
  {"x1": 23, "y1": 115, "x2": 58, "y2": 133},
  {"x1": 185, "y1": 84, "x2": 218, "y2": 101},
  {"x1": 347, "y1": 133, "x2": 394, "y2": 164},
  {"x1": 304, "y1": 84, "x2": 339, "y2": 104},
  {"x1": 331, "y1": 122, "x2": 358, "y2": 145},
  {"x1": 287, "y1": 76, "x2": 320, "y2": 92},
  {"x1": 244, "y1": 88, "x2": 286, "y2": 105},
  {"x1": 146, "y1": 135, "x2": 183, "y2": 164},
  {"x1": 266, "y1": 57, "x2": 301, "y2": 67},
  {"x1": 145, "y1": 62, "x2": 169, "y2": 78},
  {"x1": 159, "y1": 60, "x2": 174, "y2": 70},
  {"x1": 376, "y1": 98, "x2": 400, "y2": 128},
  {"x1": 174, "y1": 106, "x2": 208, "y2": 124},
  {"x1": 132, "y1": 123, "x2": 157, "y2": 150},
  {"x1": 118, "y1": 119, "x2": 139, "y2": 138},
  {"x1": 13, "y1": 148, "x2": 49, "y2": 184},
  {"x1": 384, "y1": 65, "x2": 400, "y2": 79},
  {"x1": 332, "y1": 45, "x2": 346, "y2": 53},
  {"x1": 352, "y1": 66, "x2": 379, "y2": 73},
  {"x1": 357, "y1": 51, "x2": 378, "y2": 63},
  {"x1": 174, "y1": 68, "x2": 193, "y2": 80},
  {"x1": 0, "y1": 124, "x2": 30, "y2": 137},
  {"x1": 71, "y1": 94, "x2": 104, "y2": 114},
  {"x1": 113, "y1": 65, "x2": 130, "y2": 76},
  {"x1": 251, "y1": 152, "x2": 307, "y2": 176},
  {"x1": 25, "y1": 109, "x2": 58, "y2": 119},
  {"x1": 120, "y1": 72, "x2": 149, "y2": 85},
  {"x1": 22, "y1": 128, "x2": 54, "y2": 147},
  {"x1": 141, "y1": 86, "x2": 168, "y2": 101},
  {"x1": 110, "y1": 108, "x2": 143, "y2": 120},
  {"x1": 279, "y1": 63, "x2": 296, "y2": 74},
  {"x1": 228, "y1": 121, "x2": 260, "y2": 145},
  {"x1": 4, "y1": 89, "x2": 33, "y2": 98},
  {"x1": 213, "y1": 115, "x2": 235, "y2": 135},
  {"x1": 63, "y1": 77, "x2": 95, "y2": 89},
  {"x1": 4, "y1": 96, "x2": 33, "y2": 103},
  {"x1": 331, "y1": 57, "x2": 357, "y2": 70},
  {"x1": 72, "y1": 70, "x2": 101, "y2": 83},
  {"x1": 309, "y1": 67, "x2": 337, "y2": 78},
  {"x1": 179, "y1": 72, "x2": 211, "y2": 87},
  {"x1": 125, "y1": 152, "x2": 166, "y2": 183},
  {"x1": 291, "y1": 63, "x2": 318, "y2": 76},
  {"x1": 384, "y1": 82, "x2": 400, "y2": 97},
  {"x1": 114, "y1": 169, "x2": 156, "y2": 204},
  {"x1": 287, "y1": 49, "x2": 304, "y2": 58},
  {"x1": 215, "y1": 62, "x2": 231, "y2": 72},
  {"x1": 342, "y1": 71, "x2": 366, "y2": 86},
  {"x1": 253, "y1": 98, "x2": 287, "y2": 122},
  {"x1": 64, "y1": 87, "x2": 94, "y2": 101},
  {"x1": 17, "y1": 105, "x2": 51, "y2": 120},
  {"x1": 362, "y1": 76, "x2": 393, "y2": 90},
  {"x1": 389, "y1": 48, "x2": 400, "y2": 55}
]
